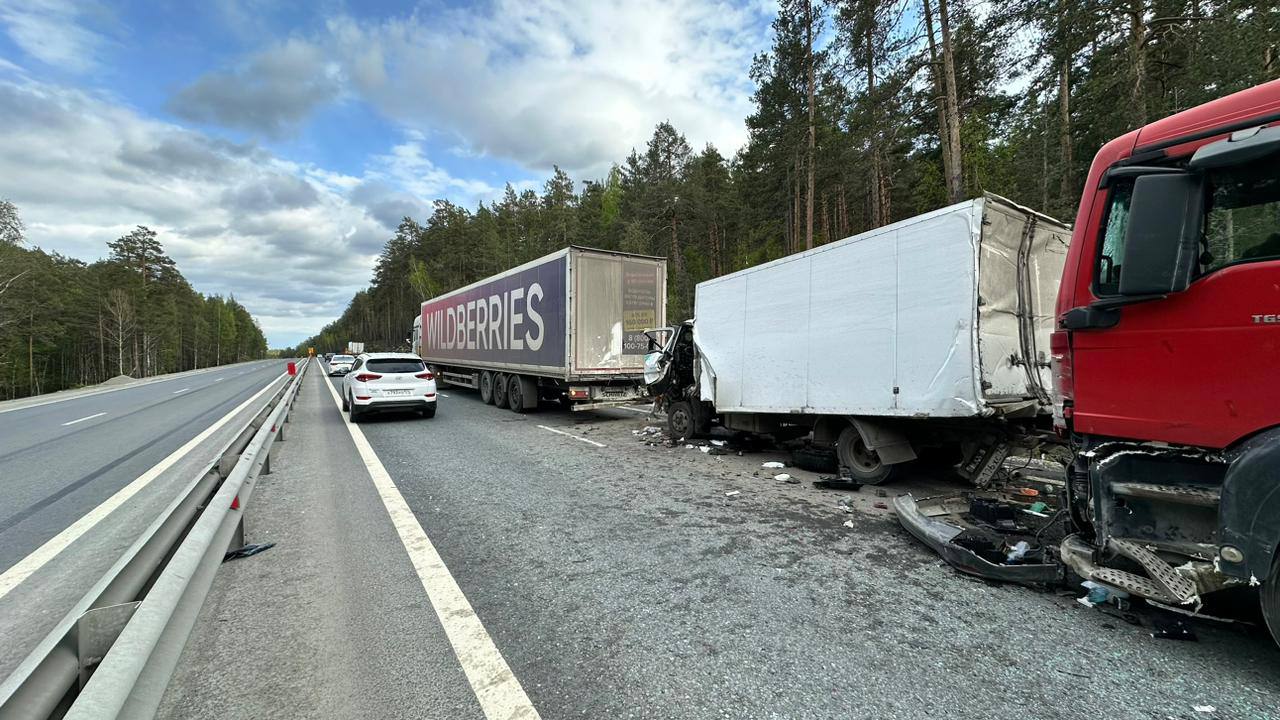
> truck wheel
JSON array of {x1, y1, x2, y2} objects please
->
[
  {"x1": 508, "y1": 374, "x2": 538, "y2": 413},
  {"x1": 479, "y1": 371, "x2": 494, "y2": 404},
  {"x1": 1263, "y1": 552, "x2": 1280, "y2": 649},
  {"x1": 837, "y1": 426, "x2": 896, "y2": 484},
  {"x1": 492, "y1": 373, "x2": 508, "y2": 409},
  {"x1": 667, "y1": 401, "x2": 697, "y2": 441}
]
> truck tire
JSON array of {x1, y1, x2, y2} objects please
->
[
  {"x1": 837, "y1": 426, "x2": 896, "y2": 484},
  {"x1": 492, "y1": 373, "x2": 508, "y2": 409},
  {"x1": 479, "y1": 371, "x2": 495, "y2": 404},
  {"x1": 508, "y1": 374, "x2": 538, "y2": 413},
  {"x1": 1263, "y1": 551, "x2": 1280, "y2": 649},
  {"x1": 667, "y1": 401, "x2": 697, "y2": 441}
]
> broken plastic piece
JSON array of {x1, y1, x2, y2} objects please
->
[
  {"x1": 762, "y1": 461, "x2": 786, "y2": 469},
  {"x1": 774, "y1": 473, "x2": 792, "y2": 482},
  {"x1": 725, "y1": 490, "x2": 740, "y2": 497},
  {"x1": 223, "y1": 542, "x2": 276, "y2": 562}
]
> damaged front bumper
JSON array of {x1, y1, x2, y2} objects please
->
[{"x1": 894, "y1": 493, "x2": 1063, "y2": 586}]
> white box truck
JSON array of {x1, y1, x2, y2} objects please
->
[
  {"x1": 412, "y1": 247, "x2": 667, "y2": 412},
  {"x1": 646, "y1": 193, "x2": 1070, "y2": 484}
]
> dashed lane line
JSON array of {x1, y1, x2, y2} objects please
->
[
  {"x1": 320, "y1": 374, "x2": 541, "y2": 720},
  {"x1": 61, "y1": 412, "x2": 106, "y2": 427},
  {"x1": 536, "y1": 425, "x2": 606, "y2": 448}
]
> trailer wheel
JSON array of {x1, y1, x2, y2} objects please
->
[
  {"x1": 667, "y1": 401, "x2": 696, "y2": 441},
  {"x1": 492, "y1": 373, "x2": 509, "y2": 409},
  {"x1": 1263, "y1": 551, "x2": 1280, "y2": 649},
  {"x1": 508, "y1": 374, "x2": 537, "y2": 413},
  {"x1": 479, "y1": 371, "x2": 495, "y2": 404},
  {"x1": 837, "y1": 426, "x2": 896, "y2": 484}
]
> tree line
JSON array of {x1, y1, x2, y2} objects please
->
[
  {"x1": 0, "y1": 201, "x2": 268, "y2": 399},
  {"x1": 299, "y1": 0, "x2": 1278, "y2": 355}
]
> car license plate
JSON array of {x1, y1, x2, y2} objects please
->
[{"x1": 383, "y1": 389, "x2": 411, "y2": 396}]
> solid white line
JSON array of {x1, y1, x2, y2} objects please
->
[
  {"x1": 0, "y1": 372, "x2": 287, "y2": 602},
  {"x1": 320, "y1": 376, "x2": 541, "y2": 720},
  {"x1": 536, "y1": 424, "x2": 606, "y2": 448},
  {"x1": 61, "y1": 412, "x2": 107, "y2": 426},
  {"x1": 438, "y1": 392, "x2": 450, "y2": 398},
  {"x1": 172, "y1": 388, "x2": 190, "y2": 394}
]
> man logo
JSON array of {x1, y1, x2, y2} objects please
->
[{"x1": 1253, "y1": 314, "x2": 1278, "y2": 324}]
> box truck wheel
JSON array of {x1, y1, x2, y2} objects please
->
[
  {"x1": 837, "y1": 426, "x2": 896, "y2": 484},
  {"x1": 479, "y1": 371, "x2": 495, "y2": 404},
  {"x1": 492, "y1": 373, "x2": 508, "y2": 408},
  {"x1": 667, "y1": 401, "x2": 697, "y2": 441},
  {"x1": 1263, "y1": 551, "x2": 1280, "y2": 649}
]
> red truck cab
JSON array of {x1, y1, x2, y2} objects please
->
[{"x1": 1053, "y1": 79, "x2": 1280, "y2": 643}]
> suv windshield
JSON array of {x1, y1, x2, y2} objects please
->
[{"x1": 366, "y1": 359, "x2": 426, "y2": 373}]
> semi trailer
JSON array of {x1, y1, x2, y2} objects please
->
[
  {"x1": 645, "y1": 193, "x2": 1071, "y2": 485},
  {"x1": 1049, "y1": 78, "x2": 1280, "y2": 643},
  {"x1": 411, "y1": 247, "x2": 667, "y2": 412}
]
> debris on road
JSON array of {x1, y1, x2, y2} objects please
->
[
  {"x1": 813, "y1": 477, "x2": 863, "y2": 492},
  {"x1": 773, "y1": 473, "x2": 792, "y2": 482},
  {"x1": 873, "y1": 501, "x2": 889, "y2": 510},
  {"x1": 842, "y1": 520, "x2": 855, "y2": 528},
  {"x1": 761, "y1": 461, "x2": 786, "y2": 469},
  {"x1": 725, "y1": 490, "x2": 741, "y2": 497},
  {"x1": 223, "y1": 542, "x2": 276, "y2": 562},
  {"x1": 894, "y1": 491, "x2": 1064, "y2": 586}
]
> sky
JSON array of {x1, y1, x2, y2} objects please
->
[{"x1": 0, "y1": 0, "x2": 777, "y2": 347}]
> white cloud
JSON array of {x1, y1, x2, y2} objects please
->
[
  {"x1": 0, "y1": 74, "x2": 488, "y2": 346},
  {"x1": 177, "y1": 0, "x2": 774, "y2": 178},
  {"x1": 0, "y1": 0, "x2": 110, "y2": 72}
]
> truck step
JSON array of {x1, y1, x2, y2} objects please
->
[
  {"x1": 1088, "y1": 567, "x2": 1180, "y2": 605},
  {"x1": 1108, "y1": 538, "x2": 1198, "y2": 603},
  {"x1": 1110, "y1": 482, "x2": 1220, "y2": 508}
]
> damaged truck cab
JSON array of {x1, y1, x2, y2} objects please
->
[{"x1": 1053, "y1": 79, "x2": 1280, "y2": 642}]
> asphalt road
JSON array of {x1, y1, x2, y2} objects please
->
[
  {"x1": 162, "y1": 369, "x2": 1280, "y2": 720},
  {"x1": 0, "y1": 359, "x2": 289, "y2": 680}
]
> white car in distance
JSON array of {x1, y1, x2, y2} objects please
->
[
  {"x1": 341, "y1": 353, "x2": 437, "y2": 421},
  {"x1": 327, "y1": 354, "x2": 355, "y2": 376}
]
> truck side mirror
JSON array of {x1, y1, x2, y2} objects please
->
[{"x1": 1119, "y1": 173, "x2": 1204, "y2": 296}]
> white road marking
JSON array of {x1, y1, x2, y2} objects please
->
[
  {"x1": 61, "y1": 412, "x2": 106, "y2": 426},
  {"x1": 214, "y1": 378, "x2": 224, "y2": 383},
  {"x1": 617, "y1": 405, "x2": 655, "y2": 414},
  {"x1": 172, "y1": 387, "x2": 190, "y2": 394},
  {"x1": 536, "y1": 424, "x2": 606, "y2": 448},
  {"x1": 438, "y1": 392, "x2": 450, "y2": 398},
  {"x1": 0, "y1": 373, "x2": 287, "y2": 602},
  {"x1": 320, "y1": 376, "x2": 540, "y2": 720}
]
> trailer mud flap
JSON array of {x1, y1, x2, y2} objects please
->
[{"x1": 894, "y1": 493, "x2": 1062, "y2": 586}]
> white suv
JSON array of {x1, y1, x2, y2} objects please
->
[{"x1": 341, "y1": 353, "x2": 437, "y2": 421}]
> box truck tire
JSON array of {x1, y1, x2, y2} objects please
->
[
  {"x1": 1263, "y1": 552, "x2": 1280, "y2": 649},
  {"x1": 508, "y1": 374, "x2": 538, "y2": 414},
  {"x1": 493, "y1": 373, "x2": 509, "y2": 409},
  {"x1": 480, "y1": 371, "x2": 495, "y2": 404},
  {"x1": 837, "y1": 426, "x2": 896, "y2": 484}
]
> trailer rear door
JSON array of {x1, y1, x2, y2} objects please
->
[{"x1": 571, "y1": 251, "x2": 666, "y2": 375}]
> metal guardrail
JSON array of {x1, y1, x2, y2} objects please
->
[{"x1": 0, "y1": 359, "x2": 310, "y2": 720}]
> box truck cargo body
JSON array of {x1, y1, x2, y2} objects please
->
[
  {"x1": 412, "y1": 247, "x2": 667, "y2": 412},
  {"x1": 647, "y1": 193, "x2": 1070, "y2": 483}
]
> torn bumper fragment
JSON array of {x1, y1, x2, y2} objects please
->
[{"x1": 894, "y1": 493, "x2": 1063, "y2": 586}]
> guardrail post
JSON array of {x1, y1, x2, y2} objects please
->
[
  {"x1": 261, "y1": 447, "x2": 271, "y2": 476},
  {"x1": 229, "y1": 517, "x2": 244, "y2": 553}
]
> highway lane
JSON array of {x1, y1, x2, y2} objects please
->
[
  {"x1": 0, "y1": 360, "x2": 287, "y2": 571},
  {"x1": 0, "y1": 359, "x2": 290, "y2": 680},
  {"x1": 162, "y1": 371, "x2": 1280, "y2": 719}
]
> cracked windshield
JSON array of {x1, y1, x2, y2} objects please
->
[{"x1": 2, "y1": 1, "x2": 1280, "y2": 719}]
